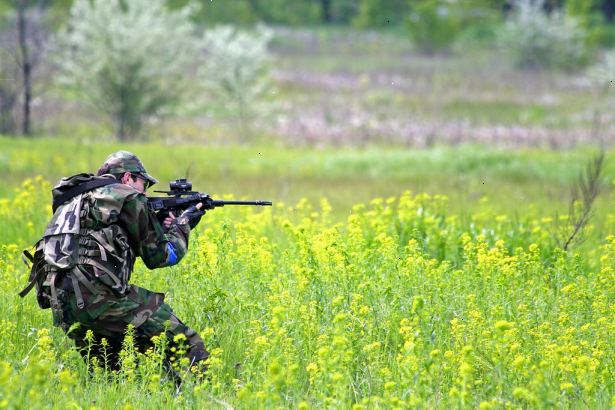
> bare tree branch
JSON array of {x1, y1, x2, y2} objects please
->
[{"x1": 562, "y1": 149, "x2": 604, "y2": 251}]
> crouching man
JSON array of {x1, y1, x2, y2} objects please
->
[{"x1": 20, "y1": 151, "x2": 208, "y2": 375}]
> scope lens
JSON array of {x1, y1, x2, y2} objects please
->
[{"x1": 170, "y1": 180, "x2": 192, "y2": 190}]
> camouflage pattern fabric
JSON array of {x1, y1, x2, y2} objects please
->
[
  {"x1": 97, "y1": 151, "x2": 158, "y2": 186},
  {"x1": 41, "y1": 193, "x2": 82, "y2": 270},
  {"x1": 54, "y1": 278, "x2": 207, "y2": 370},
  {"x1": 84, "y1": 182, "x2": 189, "y2": 270},
  {"x1": 42, "y1": 173, "x2": 115, "y2": 271},
  {"x1": 36, "y1": 172, "x2": 207, "y2": 370}
]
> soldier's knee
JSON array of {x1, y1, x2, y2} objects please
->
[
  {"x1": 183, "y1": 327, "x2": 204, "y2": 349},
  {"x1": 185, "y1": 328, "x2": 208, "y2": 363},
  {"x1": 145, "y1": 305, "x2": 209, "y2": 366}
]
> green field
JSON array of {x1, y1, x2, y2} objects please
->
[
  {"x1": 2, "y1": 136, "x2": 613, "y2": 208},
  {"x1": 3, "y1": 0, "x2": 615, "y2": 406},
  {"x1": 0, "y1": 138, "x2": 613, "y2": 408}
]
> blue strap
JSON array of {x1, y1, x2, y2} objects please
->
[{"x1": 166, "y1": 243, "x2": 179, "y2": 266}]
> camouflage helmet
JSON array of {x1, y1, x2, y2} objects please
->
[{"x1": 97, "y1": 151, "x2": 158, "y2": 186}]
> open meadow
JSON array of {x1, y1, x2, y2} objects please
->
[
  {"x1": 0, "y1": 138, "x2": 613, "y2": 408},
  {"x1": 1, "y1": 8, "x2": 615, "y2": 409}
]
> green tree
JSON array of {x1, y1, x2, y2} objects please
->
[
  {"x1": 254, "y1": 0, "x2": 320, "y2": 25},
  {"x1": 601, "y1": 0, "x2": 615, "y2": 22},
  {"x1": 320, "y1": 0, "x2": 332, "y2": 22},
  {"x1": 320, "y1": 0, "x2": 358, "y2": 24},
  {"x1": 199, "y1": 25, "x2": 274, "y2": 140},
  {"x1": 406, "y1": 0, "x2": 501, "y2": 54},
  {"x1": 0, "y1": 0, "x2": 49, "y2": 136},
  {"x1": 353, "y1": 0, "x2": 408, "y2": 27},
  {"x1": 406, "y1": 0, "x2": 460, "y2": 53},
  {"x1": 55, "y1": 0, "x2": 201, "y2": 140},
  {"x1": 172, "y1": 0, "x2": 357, "y2": 26},
  {"x1": 170, "y1": 0, "x2": 257, "y2": 25},
  {"x1": 566, "y1": 0, "x2": 615, "y2": 47},
  {"x1": 499, "y1": 0, "x2": 588, "y2": 70}
]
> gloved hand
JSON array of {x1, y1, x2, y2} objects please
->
[{"x1": 177, "y1": 203, "x2": 205, "y2": 229}]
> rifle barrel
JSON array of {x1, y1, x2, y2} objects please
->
[{"x1": 213, "y1": 200, "x2": 272, "y2": 206}]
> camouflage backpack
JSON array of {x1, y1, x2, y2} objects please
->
[{"x1": 19, "y1": 173, "x2": 116, "y2": 310}]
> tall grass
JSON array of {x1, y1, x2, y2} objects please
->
[
  {"x1": 0, "y1": 175, "x2": 613, "y2": 408},
  {"x1": 1, "y1": 136, "x2": 612, "y2": 214}
]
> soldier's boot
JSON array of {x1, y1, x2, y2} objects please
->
[
  {"x1": 185, "y1": 327, "x2": 209, "y2": 369},
  {"x1": 166, "y1": 326, "x2": 209, "y2": 389}
]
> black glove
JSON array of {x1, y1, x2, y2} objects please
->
[
  {"x1": 177, "y1": 205, "x2": 205, "y2": 229},
  {"x1": 156, "y1": 210, "x2": 170, "y2": 226}
]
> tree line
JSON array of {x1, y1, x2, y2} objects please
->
[
  {"x1": 0, "y1": 0, "x2": 275, "y2": 139},
  {"x1": 175, "y1": 0, "x2": 615, "y2": 27},
  {"x1": 2, "y1": 0, "x2": 615, "y2": 139}
]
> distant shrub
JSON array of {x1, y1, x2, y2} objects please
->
[
  {"x1": 327, "y1": 0, "x2": 361, "y2": 24},
  {"x1": 595, "y1": 23, "x2": 615, "y2": 48},
  {"x1": 55, "y1": 0, "x2": 201, "y2": 140},
  {"x1": 586, "y1": 49, "x2": 615, "y2": 89},
  {"x1": 499, "y1": 0, "x2": 589, "y2": 70},
  {"x1": 406, "y1": 0, "x2": 460, "y2": 53},
  {"x1": 565, "y1": 0, "x2": 608, "y2": 47},
  {"x1": 252, "y1": 0, "x2": 321, "y2": 25},
  {"x1": 56, "y1": 0, "x2": 275, "y2": 141},
  {"x1": 353, "y1": 0, "x2": 408, "y2": 28},
  {"x1": 453, "y1": 20, "x2": 501, "y2": 51},
  {"x1": 186, "y1": 0, "x2": 257, "y2": 25},
  {"x1": 407, "y1": 0, "x2": 501, "y2": 54},
  {"x1": 174, "y1": 0, "x2": 338, "y2": 25},
  {"x1": 199, "y1": 25, "x2": 274, "y2": 140}
]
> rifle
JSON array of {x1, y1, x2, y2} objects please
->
[{"x1": 147, "y1": 178, "x2": 272, "y2": 215}]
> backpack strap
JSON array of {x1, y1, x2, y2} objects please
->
[
  {"x1": 21, "y1": 249, "x2": 34, "y2": 268},
  {"x1": 48, "y1": 271, "x2": 64, "y2": 326},
  {"x1": 18, "y1": 248, "x2": 41, "y2": 298},
  {"x1": 52, "y1": 178, "x2": 116, "y2": 212},
  {"x1": 18, "y1": 265, "x2": 45, "y2": 298}
]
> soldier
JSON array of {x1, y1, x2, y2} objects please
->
[{"x1": 20, "y1": 151, "x2": 208, "y2": 375}]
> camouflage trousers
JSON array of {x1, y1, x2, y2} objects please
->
[{"x1": 51, "y1": 273, "x2": 208, "y2": 371}]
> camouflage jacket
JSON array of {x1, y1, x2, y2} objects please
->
[
  {"x1": 79, "y1": 176, "x2": 190, "y2": 290},
  {"x1": 38, "y1": 174, "x2": 191, "y2": 300}
]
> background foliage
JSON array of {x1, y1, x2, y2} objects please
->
[
  {"x1": 2, "y1": 0, "x2": 615, "y2": 140},
  {"x1": 55, "y1": 0, "x2": 201, "y2": 139}
]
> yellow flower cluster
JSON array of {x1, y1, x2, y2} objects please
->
[{"x1": 0, "y1": 184, "x2": 613, "y2": 408}]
